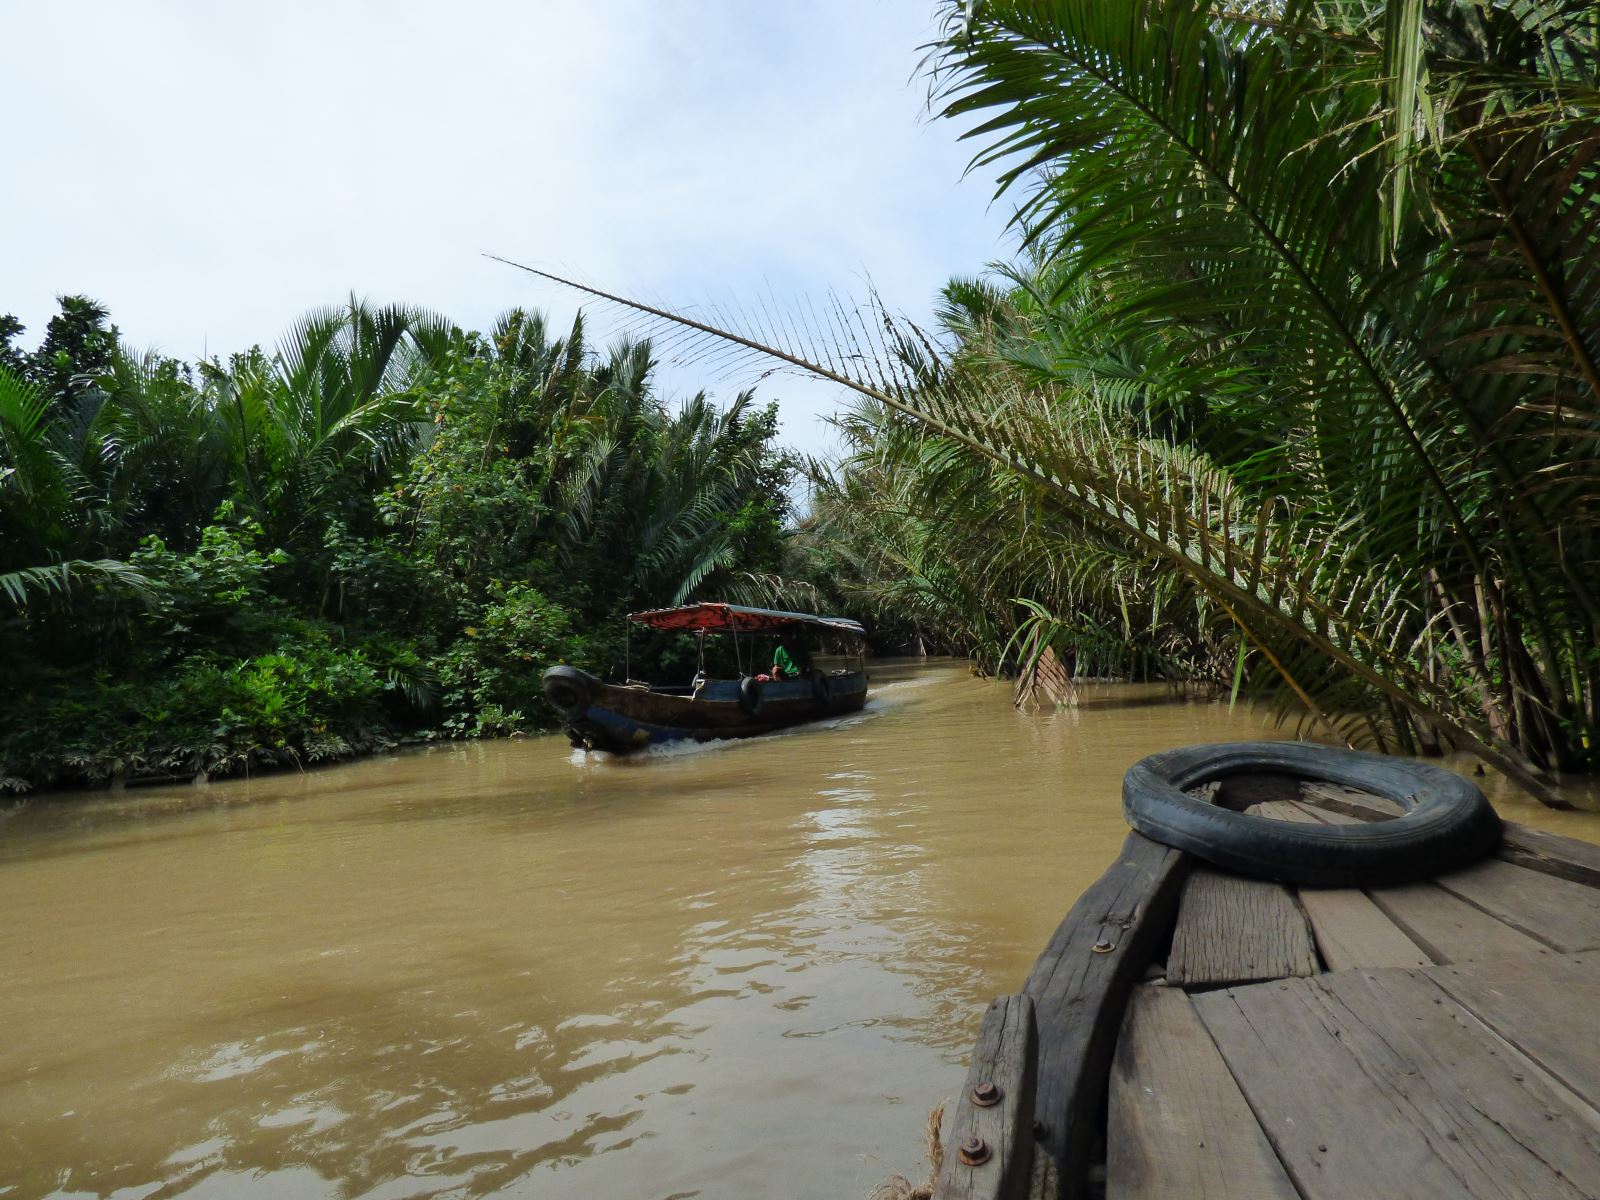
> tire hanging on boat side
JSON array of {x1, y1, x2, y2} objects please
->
[
  {"x1": 542, "y1": 665, "x2": 590, "y2": 718},
  {"x1": 739, "y1": 675, "x2": 765, "y2": 716},
  {"x1": 812, "y1": 672, "x2": 833, "y2": 706}
]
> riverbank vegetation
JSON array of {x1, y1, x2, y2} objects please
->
[
  {"x1": 533, "y1": 0, "x2": 1599, "y2": 804},
  {"x1": 9, "y1": 0, "x2": 1596, "y2": 806},
  {"x1": 0, "y1": 300, "x2": 792, "y2": 791}
]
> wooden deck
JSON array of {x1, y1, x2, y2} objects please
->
[{"x1": 932, "y1": 781, "x2": 1600, "y2": 1200}]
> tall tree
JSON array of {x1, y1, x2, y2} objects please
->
[{"x1": 512, "y1": 0, "x2": 1600, "y2": 803}]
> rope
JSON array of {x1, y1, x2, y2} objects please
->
[{"x1": 867, "y1": 1103, "x2": 944, "y2": 1200}]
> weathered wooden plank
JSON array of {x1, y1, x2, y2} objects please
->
[
  {"x1": 1300, "y1": 781, "x2": 1600, "y2": 890},
  {"x1": 1106, "y1": 985, "x2": 1298, "y2": 1200},
  {"x1": 1251, "y1": 800, "x2": 1430, "y2": 970},
  {"x1": 936, "y1": 993, "x2": 1038, "y2": 1200},
  {"x1": 1494, "y1": 823, "x2": 1600, "y2": 890},
  {"x1": 1297, "y1": 780, "x2": 1403, "y2": 819},
  {"x1": 1194, "y1": 967, "x2": 1600, "y2": 1199},
  {"x1": 1366, "y1": 880, "x2": 1554, "y2": 964},
  {"x1": 1243, "y1": 800, "x2": 1304, "y2": 820},
  {"x1": 1290, "y1": 798, "x2": 1555, "y2": 963},
  {"x1": 1167, "y1": 867, "x2": 1318, "y2": 987},
  {"x1": 1285, "y1": 796, "x2": 1378, "y2": 826},
  {"x1": 1022, "y1": 831, "x2": 1188, "y2": 1198},
  {"x1": 1299, "y1": 885, "x2": 1435, "y2": 970},
  {"x1": 1427, "y1": 952, "x2": 1600, "y2": 1114},
  {"x1": 1432, "y1": 857, "x2": 1600, "y2": 952}
]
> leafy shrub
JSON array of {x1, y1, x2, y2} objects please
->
[
  {"x1": 2, "y1": 300, "x2": 798, "y2": 794},
  {"x1": 0, "y1": 628, "x2": 400, "y2": 788},
  {"x1": 433, "y1": 584, "x2": 584, "y2": 737}
]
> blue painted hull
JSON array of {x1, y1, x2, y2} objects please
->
[{"x1": 544, "y1": 667, "x2": 869, "y2": 754}]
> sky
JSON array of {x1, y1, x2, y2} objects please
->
[{"x1": 2, "y1": 1, "x2": 1019, "y2": 457}]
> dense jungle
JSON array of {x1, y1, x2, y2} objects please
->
[
  {"x1": 4, "y1": 0, "x2": 1598, "y2": 807},
  {"x1": 0, "y1": 300, "x2": 795, "y2": 789}
]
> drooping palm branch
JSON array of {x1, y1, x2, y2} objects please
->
[
  {"x1": 489, "y1": 1, "x2": 1596, "y2": 805},
  {"x1": 495, "y1": 244, "x2": 1582, "y2": 804}
]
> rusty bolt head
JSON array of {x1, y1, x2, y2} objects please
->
[
  {"x1": 958, "y1": 1136, "x2": 992, "y2": 1166},
  {"x1": 971, "y1": 1080, "x2": 1002, "y2": 1107},
  {"x1": 1092, "y1": 938, "x2": 1116, "y2": 954}
]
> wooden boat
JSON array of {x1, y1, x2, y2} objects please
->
[
  {"x1": 918, "y1": 748, "x2": 1600, "y2": 1200},
  {"x1": 541, "y1": 602, "x2": 868, "y2": 754}
]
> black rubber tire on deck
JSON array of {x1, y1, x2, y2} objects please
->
[{"x1": 1122, "y1": 741, "x2": 1501, "y2": 887}]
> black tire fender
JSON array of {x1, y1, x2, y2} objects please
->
[
  {"x1": 541, "y1": 665, "x2": 591, "y2": 718},
  {"x1": 1122, "y1": 741, "x2": 1501, "y2": 887},
  {"x1": 739, "y1": 675, "x2": 765, "y2": 716},
  {"x1": 812, "y1": 672, "x2": 833, "y2": 705}
]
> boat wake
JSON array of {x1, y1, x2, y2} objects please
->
[{"x1": 568, "y1": 702, "x2": 884, "y2": 767}]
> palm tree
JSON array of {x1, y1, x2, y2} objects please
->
[
  {"x1": 210, "y1": 296, "x2": 452, "y2": 545},
  {"x1": 501, "y1": 0, "x2": 1598, "y2": 804},
  {"x1": 399, "y1": 309, "x2": 790, "y2": 621},
  {"x1": 2, "y1": 298, "x2": 452, "y2": 611},
  {"x1": 920, "y1": 0, "x2": 1599, "y2": 785},
  {"x1": 551, "y1": 350, "x2": 784, "y2": 608},
  {"x1": 0, "y1": 362, "x2": 163, "y2": 608}
]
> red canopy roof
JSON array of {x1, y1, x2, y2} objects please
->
[{"x1": 628, "y1": 602, "x2": 865, "y2": 637}]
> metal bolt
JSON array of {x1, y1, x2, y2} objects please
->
[
  {"x1": 971, "y1": 1081, "x2": 1001, "y2": 1107},
  {"x1": 1092, "y1": 938, "x2": 1116, "y2": 954},
  {"x1": 958, "y1": 1136, "x2": 992, "y2": 1166}
]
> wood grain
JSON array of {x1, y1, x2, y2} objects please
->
[
  {"x1": 1300, "y1": 781, "x2": 1600, "y2": 889},
  {"x1": 1106, "y1": 985, "x2": 1297, "y2": 1199},
  {"x1": 1366, "y1": 880, "x2": 1554, "y2": 964},
  {"x1": 1431, "y1": 857, "x2": 1600, "y2": 952},
  {"x1": 936, "y1": 993, "x2": 1038, "y2": 1200},
  {"x1": 1022, "y1": 832, "x2": 1188, "y2": 1199},
  {"x1": 1298, "y1": 780, "x2": 1403, "y2": 819},
  {"x1": 1290, "y1": 795, "x2": 1561, "y2": 963},
  {"x1": 1195, "y1": 968, "x2": 1600, "y2": 1199},
  {"x1": 1426, "y1": 951, "x2": 1600, "y2": 1113},
  {"x1": 1493, "y1": 823, "x2": 1600, "y2": 890},
  {"x1": 1167, "y1": 867, "x2": 1318, "y2": 986},
  {"x1": 1299, "y1": 887, "x2": 1434, "y2": 971},
  {"x1": 1251, "y1": 801, "x2": 1432, "y2": 970}
]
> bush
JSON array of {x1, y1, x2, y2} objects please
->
[
  {"x1": 0, "y1": 628, "x2": 401, "y2": 789},
  {"x1": 432, "y1": 584, "x2": 585, "y2": 737}
]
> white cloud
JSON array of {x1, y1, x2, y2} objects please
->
[{"x1": 2, "y1": 0, "x2": 1016, "y2": 454}]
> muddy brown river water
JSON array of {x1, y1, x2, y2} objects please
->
[{"x1": 3, "y1": 661, "x2": 1598, "y2": 1199}]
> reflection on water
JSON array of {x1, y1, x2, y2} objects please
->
[{"x1": 2, "y1": 662, "x2": 1597, "y2": 1199}]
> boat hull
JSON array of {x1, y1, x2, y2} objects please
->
[{"x1": 542, "y1": 666, "x2": 868, "y2": 753}]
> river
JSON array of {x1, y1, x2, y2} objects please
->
[{"x1": 3, "y1": 661, "x2": 1598, "y2": 1199}]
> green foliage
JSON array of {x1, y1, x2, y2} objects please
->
[
  {"x1": 132, "y1": 508, "x2": 290, "y2": 623},
  {"x1": 0, "y1": 298, "x2": 794, "y2": 793},
  {"x1": 0, "y1": 633, "x2": 395, "y2": 791},
  {"x1": 910, "y1": 0, "x2": 1600, "y2": 793},
  {"x1": 4, "y1": 295, "x2": 122, "y2": 411},
  {"x1": 524, "y1": 0, "x2": 1599, "y2": 806},
  {"x1": 432, "y1": 584, "x2": 584, "y2": 737}
]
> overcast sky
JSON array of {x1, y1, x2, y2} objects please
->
[{"x1": 3, "y1": 1, "x2": 1017, "y2": 456}]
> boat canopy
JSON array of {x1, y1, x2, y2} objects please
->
[{"x1": 628, "y1": 602, "x2": 865, "y2": 637}]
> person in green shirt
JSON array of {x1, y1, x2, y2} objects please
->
[{"x1": 770, "y1": 633, "x2": 808, "y2": 680}]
